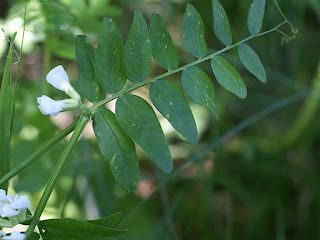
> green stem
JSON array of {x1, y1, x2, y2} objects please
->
[
  {"x1": 25, "y1": 115, "x2": 89, "y2": 239},
  {"x1": 91, "y1": 21, "x2": 288, "y2": 112},
  {"x1": 0, "y1": 118, "x2": 79, "y2": 186},
  {"x1": 272, "y1": 0, "x2": 288, "y2": 21}
]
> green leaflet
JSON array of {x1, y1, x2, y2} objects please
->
[
  {"x1": 95, "y1": 17, "x2": 127, "y2": 94},
  {"x1": 93, "y1": 109, "x2": 139, "y2": 192},
  {"x1": 149, "y1": 80, "x2": 198, "y2": 144},
  {"x1": 211, "y1": 56, "x2": 247, "y2": 99},
  {"x1": 124, "y1": 10, "x2": 152, "y2": 83},
  {"x1": 247, "y1": 0, "x2": 266, "y2": 35},
  {"x1": 181, "y1": 66, "x2": 219, "y2": 119},
  {"x1": 115, "y1": 94, "x2": 173, "y2": 173},
  {"x1": 150, "y1": 14, "x2": 179, "y2": 70},
  {"x1": 183, "y1": 4, "x2": 207, "y2": 58},
  {"x1": 0, "y1": 33, "x2": 16, "y2": 191},
  {"x1": 238, "y1": 43, "x2": 266, "y2": 83},
  {"x1": 212, "y1": 0, "x2": 232, "y2": 46},
  {"x1": 39, "y1": 217, "x2": 127, "y2": 239},
  {"x1": 75, "y1": 35, "x2": 102, "y2": 102},
  {"x1": 85, "y1": 213, "x2": 122, "y2": 228}
]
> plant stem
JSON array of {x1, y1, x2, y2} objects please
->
[
  {"x1": 91, "y1": 20, "x2": 288, "y2": 111},
  {"x1": 272, "y1": 0, "x2": 288, "y2": 21},
  {"x1": 25, "y1": 115, "x2": 89, "y2": 239},
  {"x1": 0, "y1": 118, "x2": 79, "y2": 186}
]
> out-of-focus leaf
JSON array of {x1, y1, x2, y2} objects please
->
[
  {"x1": 238, "y1": 43, "x2": 266, "y2": 83},
  {"x1": 95, "y1": 17, "x2": 126, "y2": 94},
  {"x1": 150, "y1": 14, "x2": 179, "y2": 70},
  {"x1": 124, "y1": 10, "x2": 152, "y2": 83},
  {"x1": 183, "y1": 4, "x2": 207, "y2": 58},
  {"x1": 181, "y1": 66, "x2": 219, "y2": 119},
  {"x1": 212, "y1": 0, "x2": 232, "y2": 46},
  {"x1": 75, "y1": 35, "x2": 102, "y2": 102},
  {"x1": 211, "y1": 56, "x2": 247, "y2": 99},
  {"x1": 47, "y1": 38, "x2": 75, "y2": 60},
  {"x1": 93, "y1": 109, "x2": 139, "y2": 192},
  {"x1": 115, "y1": 95, "x2": 173, "y2": 173},
  {"x1": 150, "y1": 80, "x2": 198, "y2": 144},
  {"x1": 247, "y1": 0, "x2": 266, "y2": 35}
]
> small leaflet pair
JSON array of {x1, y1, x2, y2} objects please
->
[{"x1": 75, "y1": 0, "x2": 267, "y2": 191}]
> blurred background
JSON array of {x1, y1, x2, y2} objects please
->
[{"x1": 0, "y1": 0, "x2": 320, "y2": 239}]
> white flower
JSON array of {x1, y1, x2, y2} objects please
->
[
  {"x1": 10, "y1": 195, "x2": 29, "y2": 210},
  {"x1": 46, "y1": 65, "x2": 72, "y2": 92},
  {"x1": 37, "y1": 95, "x2": 80, "y2": 117},
  {"x1": 0, "y1": 192, "x2": 30, "y2": 219},
  {"x1": 2, "y1": 231, "x2": 25, "y2": 240},
  {"x1": 37, "y1": 95, "x2": 66, "y2": 116},
  {"x1": 46, "y1": 65, "x2": 81, "y2": 101}
]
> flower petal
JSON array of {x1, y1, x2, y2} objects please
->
[
  {"x1": 46, "y1": 65, "x2": 72, "y2": 92},
  {"x1": 37, "y1": 95, "x2": 65, "y2": 116},
  {"x1": 2, "y1": 230, "x2": 25, "y2": 240},
  {"x1": 0, "y1": 203, "x2": 20, "y2": 218},
  {"x1": 11, "y1": 196, "x2": 30, "y2": 210}
]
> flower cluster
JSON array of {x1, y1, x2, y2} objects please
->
[
  {"x1": 37, "y1": 65, "x2": 82, "y2": 116},
  {"x1": 0, "y1": 190, "x2": 29, "y2": 239}
]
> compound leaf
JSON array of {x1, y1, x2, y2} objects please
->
[
  {"x1": 212, "y1": 0, "x2": 232, "y2": 46},
  {"x1": 75, "y1": 35, "x2": 102, "y2": 102},
  {"x1": 247, "y1": 0, "x2": 266, "y2": 35},
  {"x1": 211, "y1": 56, "x2": 247, "y2": 99},
  {"x1": 183, "y1": 4, "x2": 207, "y2": 58},
  {"x1": 93, "y1": 109, "x2": 139, "y2": 192},
  {"x1": 115, "y1": 94, "x2": 173, "y2": 173},
  {"x1": 181, "y1": 66, "x2": 218, "y2": 119},
  {"x1": 238, "y1": 43, "x2": 266, "y2": 83},
  {"x1": 150, "y1": 80, "x2": 198, "y2": 144},
  {"x1": 150, "y1": 14, "x2": 179, "y2": 70},
  {"x1": 95, "y1": 17, "x2": 126, "y2": 94},
  {"x1": 124, "y1": 10, "x2": 152, "y2": 83}
]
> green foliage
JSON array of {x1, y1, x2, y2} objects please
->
[
  {"x1": 38, "y1": 215, "x2": 126, "y2": 239},
  {"x1": 93, "y1": 109, "x2": 139, "y2": 192},
  {"x1": 247, "y1": 0, "x2": 266, "y2": 35},
  {"x1": 124, "y1": 10, "x2": 152, "y2": 83},
  {"x1": 183, "y1": 4, "x2": 207, "y2": 58},
  {"x1": 238, "y1": 43, "x2": 267, "y2": 83},
  {"x1": 149, "y1": 80, "x2": 198, "y2": 144},
  {"x1": 212, "y1": 0, "x2": 232, "y2": 46},
  {"x1": 95, "y1": 17, "x2": 126, "y2": 94},
  {"x1": 211, "y1": 56, "x2": 247, "y2": 99},
  {"x1": 75, "y1": 36, "x2": 102, "y2": 102},
  {"x1": 182, "y1": 66, "x2": 219, "y2": 119},
  {"x1": 115, "y1": 95, "x2": 173, "y2": 173},
  {"x1": 150, "y1": 14, "x2": 179, "y2": 70}
]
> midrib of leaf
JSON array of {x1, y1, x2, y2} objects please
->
[{"x1": 92, "y1": 20, "x2": 288, "y2": 111}]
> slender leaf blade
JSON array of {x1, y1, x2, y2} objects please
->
[
  {"x1": 181, "y1": 66, "x2": 219, "y2": 119},
  {"x1": 75, "y1": 35, "x2": 102, "y2": 102},
  {"x1": 183, "y1": 4, "x2": 207, "y2": 58},
  {"x1": 150, "y1": 14, "x2": 179, "y2": 70},
  {"x1": 93, "y1": 109, "x2": 139, "y2": 192},
  {"x1": 150, "y1": 80, "x2": 198, "y2": 144},
  {"x1": 124, "y1": 10, "x2": 152, "y2": 83},
  {"x1": 238, "y1": 43, "x2": 266, "y2": 83},
  {"x1": 247, "y1": 0, "x2": 266, "y2": 35},
  {"x1": 212, "y1": 0, "x2": 232, "y2": 46},
  {"x1": 95, "y1": 17, "x2": 127, "y2": 94},
  {"x1": 115, "y1": 95, "x2": 173, "y2": 173},
  {"x1": 211, "y1": 56, "x2": 247, "y2": 99}
]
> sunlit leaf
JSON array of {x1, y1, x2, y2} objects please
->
[
  {"x1": 211, "y1": 56, "x2": 247, "y2": 99},
  {"x1": 150, "y1": 80, "x2": 198, "y2": 143},
  {"x1": 212, "y1": 0, "x2": 232, "y2": 46},
  {"x1": 183, "y1": 4, "x2": 207, "y2": 58},
  {"x1": 150, "y1": 14, "x2": 179, "y2": 70},
  {"x1": 124, "y1": 10, "x2": 152, "y2": 83},
  {"x1": 115, "y1": 94, "x2": 173, "y2": 173},
  {"x1": 95, "y1": 17, "x2": 126, "y2": 94},
  {"x1": 93, "y1": 109, "x2": 139, "y2": 192},
  {"x1": 181, "y1": 66, "x2": 219, "y2": 119},
  {"x1": 75, "y1": 35, "x2": 102, "y2": 102},
  {"x1": 238, "y1": 43, "x2": 266, "y2": 83},
  {"x1": 247, "y1": 0, "x2": 266, "y2": 35}
]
